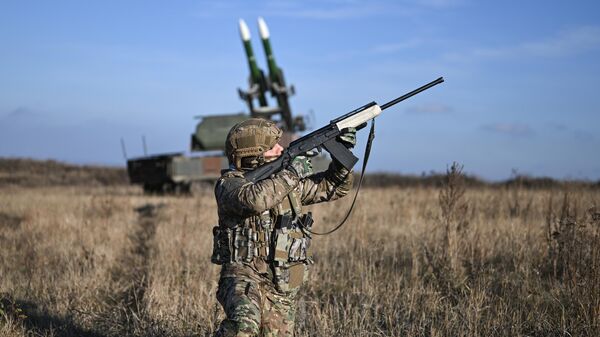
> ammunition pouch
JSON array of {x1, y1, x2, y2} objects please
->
[
  {"x1": 211, "y1": 226, "x2": 232, "y2": 265},
  {"x1": 211, "y1": 212, "x2": 272, "y2": 265},
  {"x1": 270, "y1": 213, "x2": 314, "y2": 292},
  {"x1": 211, "y1": 224, "x2": 270, "y2": 265},
  {"x1": 271, "y1": 213, "x2": 313, "y2": 263},
  {"x1": 211, "y1": 211, "x2": 314, "y2": 293}
]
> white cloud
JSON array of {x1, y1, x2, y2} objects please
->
[
  {"x1": 482, "y1": 123, "x2": 534, "y2": 137},
  {"x1": 520, "y1": 26, "x2": 600, "y2": 57},
  {"x1": 542, "y1": 123, "x2": 596, "y2": 141},
  {"x1": 4, "y1": 107, "x2": 32, "y2": 119},
  {"x1": 263, "y1": 1, "x2": 399, "y2": 20},
  {"x1": 265, "y1": 0, "x2": 465, "y2": 19},
  {"x1": 446, "y1": 26, "x2": 600, "y2": 62},
  {"x1": 413, "y1": 0, "x2": 465, "y2": 9},
  {"x1": 372, "y1": 39, "x2": 424, "y2": 54},
  {"x1": 571, "y1": 129, "x2": 595, "y2": 141},
  {"x1": 1, "y1": 107, "x2": 45, "y2": 124},
  {"x1": 192, "y1": 0, "x2": 460, "y2": 20},
  {"x1": 269, "y1": 6, "x2": 381, "y2": 20},
  {"x1": 546, "y1": 122, "x2": 568, "y2": 131},
  {"x1": 406, "y1": 103, "x2": 452, "y2": 114}
]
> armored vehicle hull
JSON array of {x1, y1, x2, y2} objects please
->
[{"x1": 127, "y1": 153, "x2": 228, "y2": 193}]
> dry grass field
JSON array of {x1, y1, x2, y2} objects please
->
[{"x1": 1, "y1": 161, "x2": 599, "y2": 336}]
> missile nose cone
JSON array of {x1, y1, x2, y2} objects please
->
[
  {"x1": 257, "y1": 17, "x2": 270, "y2": 40},
  {"x1": 239, "y1": 19, "x2": 251, "y2": 41}
]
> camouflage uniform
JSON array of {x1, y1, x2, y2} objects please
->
[{"x1": 212, "y1": 160, "x2": 353, "y2": 336}]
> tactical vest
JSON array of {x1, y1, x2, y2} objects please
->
[{"x1": 211, "y1": 175, "x2": 313, "y2": 293}]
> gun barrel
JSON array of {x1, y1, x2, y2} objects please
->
[{"x1": 380, "y1": 77, "x2": 444, "y2": 110}]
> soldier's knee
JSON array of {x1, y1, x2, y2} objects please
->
[{"x1": 215, "y1": 319, "x2": 260, "y2": 337}]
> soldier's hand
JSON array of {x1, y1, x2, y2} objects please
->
[
  {"x1": 337, "y1": 127, "x2": 357, "y2": 149},
  {"x1": 287, "y1": 156, "x2": 313, "y2": 179}
]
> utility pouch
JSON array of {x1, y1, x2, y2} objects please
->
[
  {"x1": 273, "y1": 262, "x2": 309, "y2": 293},
  {"x1": 270, "y1": 213, "x2": 313, "y2": 293},
  {"x1": 211, "y1": 226, "x2": 232, "y2": 265},
  {"x1": 286, "y1": 229, "x2": 308, "y2": 262},
  {"x1": 271, "y1": 213, "x2": 314, "y2": 263},
  {"x1": 272, "y1": 227, "x2": 290, "y2": 263},
  {"x1": 271, "y1": 214, "x2": 296, "y2": 261}
]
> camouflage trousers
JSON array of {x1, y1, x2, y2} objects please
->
[{"x1": 214, "y1": 275, "x2": 299, "y2": 337}]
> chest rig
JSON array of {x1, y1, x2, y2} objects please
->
[{"x1": 211, "y1": 184, "x2": 314, "y2": 292}]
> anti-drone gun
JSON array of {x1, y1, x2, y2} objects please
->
[{"x1": 245, "y1": 77, "x2": 445, "y2": 183}]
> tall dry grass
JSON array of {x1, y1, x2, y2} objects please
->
[{"x1": 1, "y1": 170, "x2": 599, "y2": 336}]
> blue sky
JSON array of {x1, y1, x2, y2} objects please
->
[{"x1": 1, "y1": 0, "x2": 599, "y2": 180}]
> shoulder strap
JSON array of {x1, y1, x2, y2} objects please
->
[{"x1": 304, "y1": 119, "x2": 375, "y2": 236}]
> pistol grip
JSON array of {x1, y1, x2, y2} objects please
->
[{"x1": 323, "y1": 139, "x2": 358, "y2": 170}]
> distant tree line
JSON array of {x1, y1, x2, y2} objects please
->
[
  {"x1": 0, "y1": 157, "x2": 598, "y2": 189},
  {"x1": 361, "y1": 172, "x2": 600, "y2": 189}
]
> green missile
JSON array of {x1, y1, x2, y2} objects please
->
[
  {"x1": 257, "y1": 17, "x2": 282, "y2": 87},
  {"x1": 239, "y1": 19, "x2": 268, "y2": 107},
  {"x1": 257, "y1": 17, "x2": 296, "y2": 130}
]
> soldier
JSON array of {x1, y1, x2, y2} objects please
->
[{"x1": 211, "y1": 118, "x2": 356, "y2": 336}]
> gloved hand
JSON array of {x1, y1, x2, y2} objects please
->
[
  {"x1": 287, "y1": 156, "x2": 313, "y2": 179},
  {"x1": 337, "y1": 127, "x2": 357, "y2": 149}
]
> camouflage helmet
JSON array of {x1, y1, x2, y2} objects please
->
[{"x1": 225, "y1": 118, "x2": 283, "y2": 170}]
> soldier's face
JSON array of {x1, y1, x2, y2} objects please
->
[{"x1": 264, "y1": 143, "x2": 284, "y2": 161}]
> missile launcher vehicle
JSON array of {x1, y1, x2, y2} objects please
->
[{"x1": 126, "y1": 18, "x2": 321, "y2": 194}]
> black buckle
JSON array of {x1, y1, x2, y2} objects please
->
[{"x1": 276, "y1": 214, "x2": 293, "y2": 230}]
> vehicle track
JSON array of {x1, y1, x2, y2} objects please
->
[{"x1": 96, "y1": 203, "x2": 163, "y2": 336}]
